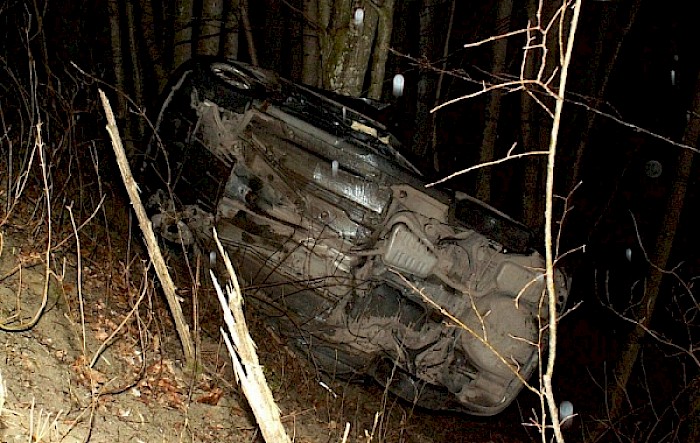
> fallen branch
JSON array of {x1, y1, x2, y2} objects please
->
[
  {"x1": 98, "y1": 89, "x2": 195, "y2": 365},
  {"x1": 210, "y1": 228, "x2": 291, "y2": 443}
]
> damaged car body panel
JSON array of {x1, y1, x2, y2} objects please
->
[{"x1": 140, "y1": 59, "x2": 569, "y2": 415}]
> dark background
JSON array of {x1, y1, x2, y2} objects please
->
[{"x1": 1, "y1": 0, "x2": 698, "y2": 441}]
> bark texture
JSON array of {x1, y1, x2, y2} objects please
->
[
  {"x1": 367, "y1": 0, "x2": 395, "y2": 100},
  {"x1": 322, "y1": 0, "x2": 378, "y2": 96}
]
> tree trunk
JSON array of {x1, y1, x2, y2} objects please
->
[
  {"x1": 263, "y1": 0, "x2": 284, "y2": 72},
  {"x1": 302, "y1": 0, "x2": 321, "y2": 87},
  {"x1": 222, "y1": 0, "x2": 240, "y2": 60},
  {"x1": 367, "y1": 0, "x2": 395, "y2": 100},
  {"x1": 198, "y1": 0, "x2": 224, "y2": 56},
  {"x1": 475, "y1": 0, "x2": 513, "y2": 203},
  {"x1": 594, "y1": 68, "x2": 700, "y2": 441},
  {"x1": 322, "y1": 0, "x2": 378, "y2": 97},
  {"x1": 432, "y1": 0, "x2": 456, "y2": 172},
  {"x1": 240, "y1": 0, "x2": 258, "y2": 65},
  {"x1": 138, "y1": 0, "x2": 166, "y2": 91},
  {"x1": 289, "y1": 0, "x2": 304, "y2": 81},
  {"x1": 568, "y1": 0, "x2": 641, "y2": 192},
  {"x1": 107, "y1": 0, "x2": 126, "y2": 118},
  {"x1": 126, "y1": 0, "x2": 145, "y2": 146},
  {"x1": 30, "y1": 0, "x2": 52, "y2": 79},
  {"x1": 521, "y1": 92, "x2": 545, "y2": 231},
  {"x1": 161, "y1": 0, "x2": 175, "y2": 70},
  {"x1": 688, "y1": 374, "x2": 700, "y2": 442},
  {"x1": 174, "y1": 0, "x2": 193, "y2": 68},
  {"x1": 520, "y1": 0, "x2": 545, "y2": 230},
  {"x1": 412, "y1": 0, "x2": 446, "y2": 163}
]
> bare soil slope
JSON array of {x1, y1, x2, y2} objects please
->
[{"x1": 0, "y1": 182, "x2": 527, "y2": 443}]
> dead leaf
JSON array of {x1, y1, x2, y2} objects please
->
[{"x1": 196, "y1": 387, "x2": 224, "y2": 405}]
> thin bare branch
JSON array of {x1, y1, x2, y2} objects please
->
[
  {"x1": 391, "y1": 270, "x2": 539, "y2": 394},
  {"x1": 542, "y1": 3, "x2": 583, "y2": 443},
  {"x1": 426, "y1": 148, "x2": 548, "y2": 187},
  {"x1": 464, "y1": 26, "x2": 539, "y2": 49}
]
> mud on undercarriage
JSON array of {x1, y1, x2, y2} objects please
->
[{"x1": 139, "y1": 59, "x2": 569, "y2": 416}]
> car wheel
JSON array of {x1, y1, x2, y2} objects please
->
[{"x1": 209, "y1": 62, "x2": 277, "y2": 94}]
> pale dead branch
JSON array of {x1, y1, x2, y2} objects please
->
[
  {"x1": 98, "y1": 89, "x2": 195, "y2": 365},
  {"x1": 427, "y1": 145, "x2": 548, "y2": 187},
  {"x1": 211, "y1": 228, "x2": 291, "y2": 443},
  {"x1": 542, "y1": 2, "x2": 583, "y2": 443}
]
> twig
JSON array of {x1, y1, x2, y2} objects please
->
[
  {"x1": 390, "y1": 270, "x2": 538, "y2": 394},
  {"x1": 568, "y1": 98, "x2": 699, "y2": 154},
  {"x1": 66, "y1": 203, "x2": 87, "y2": 356},
  {"x1": 90, "y1": 268, "x2": 148, "y2": 368},
  {"x1": 0, "y1": 123, "x2": 51, "y2": 332},
  {"x1": 463, "y1": 26, "x2": 539, "y2": 49},
  {"x1": 52, "y1": 195, "x2": 106, "y2": 251},
  {"x1": 431, "y1": 79, "x2": 530, "y2": 113},
  {"x1": 426, "y1": 146, "x2": 548, "y2": 187}
]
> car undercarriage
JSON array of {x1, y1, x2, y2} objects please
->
[{"x1": 138, "y1": 59, "x2": 569, "y2": 415}]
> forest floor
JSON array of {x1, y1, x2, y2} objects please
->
[{"x1": 0, "y1": 175, "x2": 535, "y2": 443}]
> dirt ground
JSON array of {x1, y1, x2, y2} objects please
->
[{"x1": 0, "y1": 186, "x2": 533, "y2": 443}]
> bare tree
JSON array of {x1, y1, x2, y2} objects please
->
[
  {"x1": 520, "y1": 0, "x2": 554, "y2": 231},
  {"x1": 596, "y1": 261, "x2": 700, "y2": 441},
  {"x1": 521, "y1": 87, "x2": 545, "y2": 231},
  {"x1": 431, "y1": 0, "x2": 457, "y2": 172},
  {"x1": 239, "y1": 0, "x2": 258, "y2": 65},
  {"x1": 262, "y1": 0, "x2": 284, "y2": 72},
  {"x1": 429, "y1": 2, "x2": 585, "y2": 442},
  {"x1": 126, "y1": 1, "x2": 145, "y2": 142}
]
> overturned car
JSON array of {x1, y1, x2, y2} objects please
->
[{"x1": 139, "y1": 59, "x2": 569, "y2": 415}]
